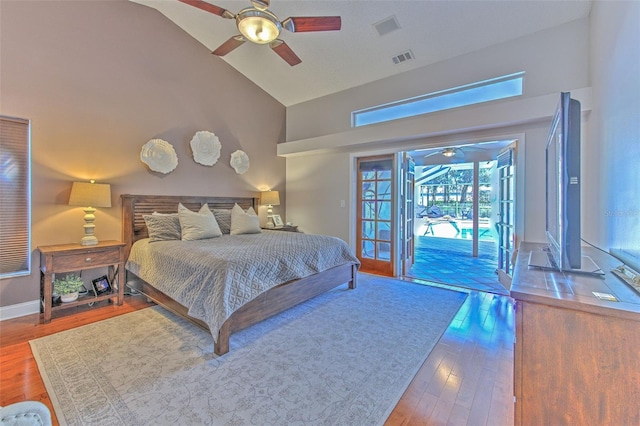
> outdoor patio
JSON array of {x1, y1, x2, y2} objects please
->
[{"x1": 405, "y1": 235, "x2": 509, "y2": 295}]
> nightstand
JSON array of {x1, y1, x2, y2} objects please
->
[
  {"x1": 38, "y1": 240, "x2": 125, "y2": 323},
  {"x1": 264, "y1": 225, "x2": 299, "y2": 232}
]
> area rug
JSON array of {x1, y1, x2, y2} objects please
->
[{"x1": 30, "y1": 273, "x2": 466, "y2": 426}]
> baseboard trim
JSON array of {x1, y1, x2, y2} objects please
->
[{"x1": 0, "y1": 300, "x2": 40, "y2": 321}]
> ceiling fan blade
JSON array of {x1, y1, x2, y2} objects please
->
[
  {"x1": 270, "y1": 39, "x2": 302, "y2": 66},
  {"x1": 178, "y1": 0, "x2": 234, "y2": 19},
  {"x1": 281, "y1": 16, "x2": 342, "y2": 32},
  {"x1": 212, "y1": 36, "x2": 245, "y2": 56},
  {"x1": 423, "y1": 152, "x2": 441, "y2": 159}
]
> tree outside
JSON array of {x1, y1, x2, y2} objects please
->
[{"x1": 417, "y1": 162, "x2": 494, "y2": 219}]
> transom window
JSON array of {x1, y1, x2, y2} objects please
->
[{"x1": 352, "y1": 72, "x2": 525, "y2": 127}]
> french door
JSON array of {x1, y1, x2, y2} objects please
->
[
  {"x1": 402, "y1": 153, "x2": 415, "y2": 275},
  {"x1": 356, "y1": 156, "x2": 394, "y2": 276},
  {"x1": 497, "y1": 148, "x2": 516, "y2": 275}
]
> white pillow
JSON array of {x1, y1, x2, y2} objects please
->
[
  {"x1": 178, "y1": 203, "x2": 222, "y2": 241},
  {"x1": 230, "y1": 203, "x2": 261, "y2": 235}
]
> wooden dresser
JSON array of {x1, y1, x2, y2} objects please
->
[{"x1": 511, "y1": 242, "x2": 640, "y2": 425}]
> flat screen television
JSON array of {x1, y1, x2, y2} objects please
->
[
  {"x1": 547, "y1": 92, "x2": 581, "y2": 269},
  {"x1": 529, "y1": 92, "x2": 602, "y2": 275}
]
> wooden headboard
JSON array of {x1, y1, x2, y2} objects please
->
[{"x1": 121, "y1": 194, "x2": 258, "y2": 259}]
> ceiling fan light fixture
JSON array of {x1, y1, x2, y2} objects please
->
[
  {"x1": 251, "y1": 0, "x2": 269, "y2": 11},
  {"x1": 236, "y1": 9, "x2": 281, "y2": 44},
  {"x1": 442, "y1": 148, "x2": 457, "y2": 157}
]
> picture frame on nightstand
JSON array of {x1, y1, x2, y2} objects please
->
[
  {"x1": 91, "y1": 275, "x2": 111, "y2": 296},
  {"x1": 272, "y1": 214, "x2": 284, "y2": 227}
]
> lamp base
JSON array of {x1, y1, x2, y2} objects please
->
[
  {"x1": 81, "y1": 207, "x2": 99, "y2": 246},
  {"x1": 265, "y1": 205, "x2": 276, "y2": 228},
  {"x1": 80, "y1": 236, "x2": 99, "y2": 246}
]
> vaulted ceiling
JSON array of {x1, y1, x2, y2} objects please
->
[{"x1": 130, "y1": 0, "x2": 592, "y2": 107}]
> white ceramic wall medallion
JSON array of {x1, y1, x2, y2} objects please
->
[
  {"x1": 230, "y1": 150, "x2": 250, "y2": 174},
  {"x1": 140, "y1": 139, "x2": 178, "y2": 174},
  {"x1": 190, "y1": 131, "x2": 221, "y2": 166}
]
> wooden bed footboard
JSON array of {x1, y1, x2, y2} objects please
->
[
  {"x1": 121, "y1": 194, "x2": 358, "y2": 355},
  {"x1": 126, "y1": 263, "x2": 357, "y2": 355},
  {"x1": 215, "y1": 262, "x2": 357, "y2": 354}
]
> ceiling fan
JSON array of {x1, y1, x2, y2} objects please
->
[
  {"x1": 178, "y1": 0, "x2": 342, "y2": 66},
  {"x1": 423, "y1": 145, "x2": 493, "y2": 163},
  {"x1": 424, "y1": 147, "x2": 466, "y2": 160}
]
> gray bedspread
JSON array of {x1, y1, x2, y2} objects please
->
[{"x1": 125, "y1": 230, "x2": 359, "y2": 342}]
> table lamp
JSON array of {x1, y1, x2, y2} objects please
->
[
  {"x1": 261, "y1": 190, "x2": 280, "y2": 228},
  {"x1": 68, "y1": 180, "x2": 112, "y2": 245}
]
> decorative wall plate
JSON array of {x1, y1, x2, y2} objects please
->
[
  {"x1": 140, "y1": 139, "x2": 178, "y2": 174},
  {"x1": 190, "y1": 131, "x2": 221, "y2": 166},
  {"x1": 230, "y1": 150, "x2": 250, "y2": 174}
]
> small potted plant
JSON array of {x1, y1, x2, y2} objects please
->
[{"x1": 53, "y1": 274, "x2": 85, "y2": 303}]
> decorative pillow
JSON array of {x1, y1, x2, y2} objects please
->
[
  {"x1": 213, "y1": 209, "x2": 232, "y2": 234},
  {"x1": 178, "y1": 203, "x2": 222, "y2": 241},
  {"x1": 143, "y1": 213, "x2": 181, "y2": 242},
  {"x1": 230, "y1": 204, "x2": 261, "y2": 235}
]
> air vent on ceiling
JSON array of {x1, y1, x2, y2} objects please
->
[
  {"x1": 373, "y1": 15, "x2": 400, "y2": 37},
  {"x1": 392, "y1": 50, "x2": 414, "y2": 65}
]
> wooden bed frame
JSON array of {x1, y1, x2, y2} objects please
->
[{"x1": 121, "y1": 194, "x2": 358, "y2": 355}]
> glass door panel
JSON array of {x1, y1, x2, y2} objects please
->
[
  {"x1": 356, "y1": 156, "x2": 394, "y2": 276},
  {"x1": 497, "y1": 148, "x2": 516, "y2": 275},
  {"x1": 402, "y1": 153, "x2": 415, "y2": 275}
]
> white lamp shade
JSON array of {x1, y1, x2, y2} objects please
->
[
  {"x1": 69, "y1": 182, "x2": 112, "y2": 208},
  {"x1": 261, "y1": 190, "x2": 280, "y2": 206}
]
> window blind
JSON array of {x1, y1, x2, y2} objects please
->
[{"x1": 0, "y1": 116, "x2": 31, "y2": 278}]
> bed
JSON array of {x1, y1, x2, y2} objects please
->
[{"x1": 121, "y1": 194, "x2": 359, "y2": 355}]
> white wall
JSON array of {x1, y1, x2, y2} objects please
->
[
  {"x1": 283, "y1": 18, "x2": 592, "y2": 247},
  {"x1": 287, "y1": 18, "x2": 589, "y2": 142},
  {"x1": 285, "y1": 152, "x2": 352, "y2": 238},
  {"x1": 589, "y1": 1, "x2": 640, "y2": 255}
]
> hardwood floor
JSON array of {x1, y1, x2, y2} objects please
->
[
  {"x1": 386, "y1": 284, "x2": 515, "y2": 425},
  {"x1": 0, "y1": 287, "x2": 514, "y2": 426}
]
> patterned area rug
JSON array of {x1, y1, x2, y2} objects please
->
[{"x1": 30, "y1": 273, "x2": 466, "y2": 426}]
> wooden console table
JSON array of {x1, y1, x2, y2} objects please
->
[{"x1": 511, "y1": 242, "x2": 640, "y2": 425}]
